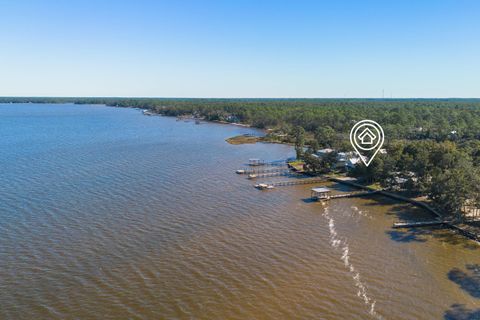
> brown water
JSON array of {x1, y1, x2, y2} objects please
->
[{"x1": 0, "y1": 104, "x2": 479, "y2": 319}]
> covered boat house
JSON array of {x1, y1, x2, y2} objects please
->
[{"x1": 311, "y1": 187, "x2": 331, "y2": 201}]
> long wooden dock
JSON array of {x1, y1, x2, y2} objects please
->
[
  {"x1": 248, "y1": 160, "x2": 287, "y2": 167},
  {"x1": 264, "y1": 177, "x2": 328, "y2": 187},
  {"x1": 247, "y1": 171, "x2": 293, "y2": 179},
  {"x1": 393, "y1": 220, "x2": 480, "y2": 242},
  {"x1": 393, "y1": 220, "x2": 448, "y2": 228},
  {"x1": 329, "y1": 190, "x2": 380, "y2": 199},
  {"x1": 312, "y1": 190, "x2": 380, "y2": 201},
  {"x1": 236, "y1": 167, "x2": 290, "y2": 175}
]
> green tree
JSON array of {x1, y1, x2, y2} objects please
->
[
  {"x1": 292, "y1": 126, "x2": 305, "y2": 159},
  {"x1": 315, "y1": 126, "x2": 337, "y2": 148}
]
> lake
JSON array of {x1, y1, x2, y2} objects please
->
[{"x1": 0, "y1": 103, "x2": 478, "y2": 319}]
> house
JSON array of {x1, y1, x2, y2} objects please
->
[
  {"x1": 387, "y1": 171, "x2": 418, "y2": 191},
  {"x1": 316, "y1": 148, "x2": 335, "y2": 156},
  {"x1": 312, "y1": 148, "x2": 335, "y2": 159},
  {"x1": 313, "y1": 148, "x2": 335, "y2": 158},
  {"x1": 336, "y1": 152, "x2": 357, "y2": 169},
  {"x1": 311, "y1": 149, "x2": 360, "y2": 171},
  {"x1": 346, "y1": 157, "x2": 361, "y2": 170},
  {"x1": 225, "y1": 115, "x2": 239, "y2": 122},
  {"x1": 358, "y1": 128, "x2": 376, "y2": 145}
]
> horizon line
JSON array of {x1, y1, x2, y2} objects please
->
[{"x1": 1, "y1": 96, "x2": 480, "y2": 100}]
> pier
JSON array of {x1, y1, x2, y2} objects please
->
[
  {"x1": 393, "y1": 220, "x2": 448, "y2": 228},
  {"x1": 393, "y1": 220, "x2": 480, "y2": 242},
  {"x1": 311, "y1": 188, "x2": 380, "y2": 201},
  {"x1": 247, "y1": 171, "x2": 293, "y2": 179},
  {"x1": 329, "y1": 190, "x2": 380, "y2": 200},
  {"x1": 247, "y1": 159, "x2": 288, "y2": 167},
  {"x1": 260, "y1": 177, "x2": 328, "y2": 187},
  {"x1": 236, "y1": 167, "x2": 290, "y2": 175}
]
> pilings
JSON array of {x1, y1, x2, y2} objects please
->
[
  {"x1": 266, "y1": 177, "x2": 328, "y2": 187},
  {"x1": 393, "y1": 220, "x2": 447, "y2": 228},
  {"x1": 329, "y1": 190, "x2": 380, "y2": 199},
  {"x1": 236, "y1": 167, "x2": 289, "y2": 175},
  {"x1": 247, "y1": 171, "x2": 292, "y2": 179}
]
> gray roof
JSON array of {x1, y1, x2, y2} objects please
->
[{"x1": 311, "y1": 187, "x2": 331, "y2": 193}]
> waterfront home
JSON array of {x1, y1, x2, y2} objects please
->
[
  {"x1": 312, "y1": 149, "x2": 360, "y2": 171},
  {"x1": 336, "y1": 152, "x2": 358, "y2": 169},
  {"x1": 386, "y1": 171, "x2": 418, "y2": 191},
  {"x1": 346, "y1": 157, "x2": 361, "y2": 170},
  {"x1": 316, "y1": 148, "x2": 335, "y2": 156}
]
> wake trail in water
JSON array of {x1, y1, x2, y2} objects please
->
[{"x1": 322, "y1": 204, "x2": 384, "y2": 320}]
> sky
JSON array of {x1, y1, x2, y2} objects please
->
[{"x1": 0, "y1": 0, "x2": 479, "y2": 98}]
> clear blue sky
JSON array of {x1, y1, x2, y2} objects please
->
[{"x1": 1, "y1": 0, "x2": 479, "y2": 98}]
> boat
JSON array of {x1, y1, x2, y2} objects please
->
[{"x1": 255, "y1": 183, "x2": 274, "y2": 190}]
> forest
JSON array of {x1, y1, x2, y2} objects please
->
[{"x1": 2, "y1": 97, "x2": 479, "y2": 219}]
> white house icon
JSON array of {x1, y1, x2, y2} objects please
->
[{"x1": 358, "y1": 128, "x2": 376, "y2": 145}]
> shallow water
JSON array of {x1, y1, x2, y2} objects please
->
[{"x1": 0, "y1": 103, "x2": 478, "y2": 319}]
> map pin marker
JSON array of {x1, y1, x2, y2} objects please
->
[{"x1": 349, "y1": 119, "x2": 385, "y2": 167}]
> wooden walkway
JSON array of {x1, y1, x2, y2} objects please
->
[
  {"x1": 329, "y1": 190, "x2": 380, "y2": 200},
  {"x1": 236, "y1": 167, "x2": 290, "y2": 175},
  {"x1": 393, "y1": 220, "x2": 448, "y2": 228},
  {"x1": 248, "y1": 171, "x2": 293, "y2": 179},
  {"x1": 249, "y1": 160, "x2": 287, "y2": 167},
  {"x1": 265, "y1": 177, "x2": 328, "y2": 187},
  {"x1": 392, "y1": 220, "x2": 479, "y2": 242},
  {"x1": 314, "y1": 191, "x2": 379, "y2": 201}
]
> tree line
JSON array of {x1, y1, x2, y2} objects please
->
[{"x1": 2, "y1": 97, "x2": 479, "y2": 219}]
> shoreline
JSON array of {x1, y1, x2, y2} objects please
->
[
  {"x1": 4, "y1": 101, "x2": 479, "y2": 243},
  {"x1": 329, "y1": 177, "x2": 480, "y2": 243}
]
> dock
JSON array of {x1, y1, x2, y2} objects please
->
[
  {"x1": 311, "y1": 188, "x2": 380, "y2": 201},
  {"x1": 247, "y1": 171, "x2": 294, "y2": 179},
  {"x1": 329, "y1": 190, "x2": 380, "y2": 199},
  {"x1": 248, "y1": 159, "x2": 288, "y2": 167},
  {"x1": 236, "y1": 167, "x2": 289, "y2": 175},
  {"x1": 261, "y1": 177, "x2": 328, "y2": 187},
  {"x1": 393, "y1": 220, "x2": 448, "y2": 228},
  {"x1": 393, "y1": 220, "x2": 480, "y2": 242}
]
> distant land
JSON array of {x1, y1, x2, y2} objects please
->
[{"x1": 2, "y1": 96, "x2": 479, "y2": 225}]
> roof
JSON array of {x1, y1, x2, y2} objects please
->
[
  {"x1": 347, "y1": 158, "x2": 361, "y2": 165},
  {"x1": 317, "y1": 148, "x2": 334, "y2": 154},
  {"x1": 311, "y1": 187, "x2": 331, "y2": 193}
]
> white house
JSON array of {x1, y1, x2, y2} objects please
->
[{"x1": 346, "y1": 157, "x2": 361, "y2": 169}]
